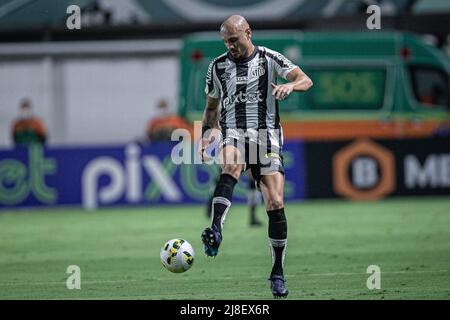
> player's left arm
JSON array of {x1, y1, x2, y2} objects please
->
[{"x1": 271, "y1": 67, "x2": 313, "y2": 100}]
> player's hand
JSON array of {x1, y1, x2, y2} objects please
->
[
  {"x1": 198, "y1": 136, "x2": 216, "y2": 162},
  {"x1": 271, "y1": 82, "x2": 294, "y2": 100},
  {"x1": 198, "y1": 137, "x2": 209, "y2": 162},
  {"x1": 198, "y1": 127, "x2": 221, "y2": 162}
]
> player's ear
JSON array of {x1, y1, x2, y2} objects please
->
[{"x1": 246, "y1": 28, "x2": 252, "y2": 40}]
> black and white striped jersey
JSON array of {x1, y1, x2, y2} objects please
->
[{"x1": 205, "y1": 46, "x2": 297, "y2": 131}]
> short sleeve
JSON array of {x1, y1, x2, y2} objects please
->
[
  {"x1": 267, "y1": 49, "x2": 297, "y2": 80},
  {"x1": 205, "y1": 59, "x2": 221, "y2": 99}
]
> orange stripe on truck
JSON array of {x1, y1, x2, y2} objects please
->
[{"x1": 281, "y1": 120, "x2": 446, "y2": 141}]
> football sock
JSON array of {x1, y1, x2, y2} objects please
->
[
  {"x1": 248, "y1": 189, "x2": 260, "y2": 223},
  {"x1": 248, "y1": 178, "x2": 261, "y2": 223},
  {"x1": 206, "y1": 194, "x2": 213, "y2": 218},
  {"x1": 211, "y1": 174, "x2": 237, "y2": 233},
  {"x1": 267, "y1": 208, "x2": 287, "y2": 277}
]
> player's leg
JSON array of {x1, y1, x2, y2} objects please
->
[
  {"x1": 206, "y1": 192, "x2": 213, "y2": 219},
  {"x1": 254, "y1": 128, "x2": 288, "y2": 296},
  {"x1": 259, "y1": 172, "x2": 289, "y2": 298},
  {"x1": 247, "y1": 173, "x2": 261, "y2": 226},
  {"x1": 202, "y1": 144, "x2": 244, "y2": 256},
  {"x1": 205, "y1": 171, "x2": 220, "y2": 219},
  {"x1": 211, "y1": 144, "x2": 244, "y2": 233}
]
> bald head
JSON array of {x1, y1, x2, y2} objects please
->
[
  {"x1": 220, "y1": 15, "x2": 254, "y2": 59},
  {"x1": 220, "y1": 15, "x2": 250, "y2": 34}
]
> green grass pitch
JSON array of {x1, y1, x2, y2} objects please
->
[{"x1": 0, "y1": 197, "x2": 449, "y2": 300}]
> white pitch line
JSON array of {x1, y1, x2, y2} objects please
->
[
  {"x1": 305, "y1": 270, "x2": 450, "y2": 277},
  {"x1": 0, "y1": 270, "x2": 448, "y2": 287}
]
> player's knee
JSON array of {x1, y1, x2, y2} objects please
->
[
  {"x1": 266, "y1": 197, "x2": 284, "y2": 211},
  {"x1": 221, "y1": 164, "x2": 241, "y2": 180}
]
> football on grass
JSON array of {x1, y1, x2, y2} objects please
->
[{"x1": 160, "y1": 238, "x2": 195, "y2": 273}]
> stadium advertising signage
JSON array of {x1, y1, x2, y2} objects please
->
[
  {"x1": 305, "y1": 137, "x2": 450, "y2": 200},
  {"x1": 0, "y1": 142, "x2": 306, "y2": 209}
]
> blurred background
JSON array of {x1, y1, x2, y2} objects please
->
[
  {"x1": 0, "y1": 0, "x2": 449, "y2": 207},
  {"x1": 0, "y1": 0, "x2": 449, "y2": 301}
]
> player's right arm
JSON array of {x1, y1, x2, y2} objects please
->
[
  {"x1": 202, "y1": 96, "x2": 220, "y2": 130},
  {"x1": 198, "y1": 96, "x2": 220, "y2": 161},
  {"x1": 198, "y1": 58, "x2": 222, "y2": 161}
]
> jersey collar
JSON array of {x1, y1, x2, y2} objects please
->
[{"x1": 227, "y1": 46, "x2": 259, "y2": 64}]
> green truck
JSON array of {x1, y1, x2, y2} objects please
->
[{"x1": 179, "y1": 31, "x2": 450, "y2": 140}]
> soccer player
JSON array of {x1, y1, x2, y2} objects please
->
[{"x1": 198, "y1": 15, "x2": 313, "y2": 298}]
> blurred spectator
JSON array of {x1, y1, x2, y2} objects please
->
[
  {"x1": 146, "y1": 99, "x2": 190, "y2": 142},
  {"x1": 11, "y1": 98, "x2": 48, "y2": 146}
]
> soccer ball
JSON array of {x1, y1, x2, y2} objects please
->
[{"x1": 160, "y1": 238, "x2": 195, "y2": 273}]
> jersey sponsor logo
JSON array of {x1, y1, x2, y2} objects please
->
[
  {"x1": 206, "y1": 62, "x2": 214, "y2": 84},
  {"x1": 235, "y1": 67, "x2": 265, "y2": 84},
  {"x1": 236, "y1": 76, "x2": 248, "y2": 84},
  {"x1": 222, "y1": 90, "x2": 264, "y2": 109},
  {"x1": 217, "y1": 62, "x2": 229, "y2": 69},
  {"x1": 220, "y1": 72, "x2": 231, "y2": 81}
]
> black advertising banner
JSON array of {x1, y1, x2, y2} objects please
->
[{"x1": 305, "y1": 137, "x2": 450, "y2": 200}]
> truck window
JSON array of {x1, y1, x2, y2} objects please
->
[{"x1": 408, "y1": 65, "x2": 450, "y2": 108}]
